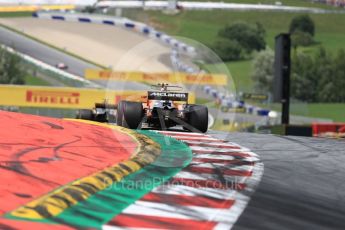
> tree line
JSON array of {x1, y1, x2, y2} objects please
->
[
  {"x1": 0, "y1": 46, "x2": 26, "y2": 85},
  {"x1": 213, "y1": 14, "x2": 345, "y2": 103},
  {"x1": 212, "y1": 21, "x2": 266, "y2": 61},
  {"x1": 251, "y1": 47, "x2": 345, "y2": 103},
  {"x1": 291, "y1": 48, "x2": 345, "y2": 102},
  {"x1": 212, "y1": 14, "x2": 316, "y2": 62}
]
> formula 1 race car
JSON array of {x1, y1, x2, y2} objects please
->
[
  {"x1": 76, "y1": 84, "x2": 208, "y2": 133},
  {"x1": 76, "y1": 102, "x2": 116, "y2": 123}
]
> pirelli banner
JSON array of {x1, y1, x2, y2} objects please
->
[
  {"x1": 85, "y1": 69, "x2": 228, "y2": 86},
  {"x1": 0, "y1": 85, "x2": 195, "y2": 109}
]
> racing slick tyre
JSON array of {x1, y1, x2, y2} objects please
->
[
  {"x1": 186, "y1": 105, "x2": 208, "y2": 133},
  {"x1": 76, "y1": 109, "x2": 94, "y2": 120},
  {"x1": 116, "y1": 101, "x2": 144, "y2": 129}
]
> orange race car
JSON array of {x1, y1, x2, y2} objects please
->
[{"x1": 77, "y1": 84, "x2": 208, "y2": 133}]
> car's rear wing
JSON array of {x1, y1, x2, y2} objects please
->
[{"x1": 148, "y1": 91, "x2": 188, "y2": 102}]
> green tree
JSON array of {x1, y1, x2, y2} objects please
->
[
  {"x1": 291, "y1": 30, "x2": 314, "y2": 49},
  {"x1": 251, "y1": 49, "x2": 274, "y2": 94},
  {"x1": 212, "y1": 39, "x2": 242, "y2": 62},
  {"x1": 218, "y1": 21, "x2": 266, "y2": 54},
  {"x1": 335, "y1": 50, "x2": 345, "y2": 101},
  {"x1": 291, "y1": 47, "x2": 345, "y2": 103},
  {"x1": 250, "y1": 46, "x2": 345, "y2": 103},
  {"x1": 291, "y1": 52, "x2": 319, "y2": 102},
  {"x1": 0, "y1": 46, "x2": 25, "y2": 85},
  {"x1": 315, "y1": 50, "x2": 345, "y2": 102},
  {"x1": 313, "y1": 47, "x2": 335, "y2": 102},
  {"x1": 289, "y1": 14, "x2": 315, "y2": 37}
]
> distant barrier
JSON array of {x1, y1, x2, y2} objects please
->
[
  {"x1": 85, "y1": 69, "x2": 228, "y2": 86},
  {"x1": 312, "y1": 123, "x2": 345, "y2": 137},
  {"x1": 203, "y1": 85, "x2": 272, "y2": 117},
  {"x1": 0, "y1": 5, "x2": 75, "y2": 12},
  {"x1": 0, "y1": 85, "x2": 195, "y2": 109},
  {"x1": 0, "y1": 0, "x2": 95, "y2": 4},
  {"x1": 96, "y1": 1, "x2": 342, "y2": 14},
  {"x1": 170, "y1": 49, "x2": 199, "y2": 73},
  {"x1": 33, "y1": 12, "x2": 196, "y2": 55}
]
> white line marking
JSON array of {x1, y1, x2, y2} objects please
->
[
  {"x1": 188, "y1": 163, "x2": 253, "y2": 171},
  {"x1": 122, "y1": 200, "x2": 237, "y2": 222},
  {"x1": 185, "y1": 141, "x2": 248, "y2": 149},
  {"x1": 155, "y1": 130, "x2": 209, "y2": 136},
  {"x1": 193, "y1": 154, "x2": 236, "y2": 160},
  {"x1": 173, "y1": 136, "x2": 225, "y2": 142},
  {"x1": 175, "y1": 171, "x2": 247, "y2": 182},
  {"x1": 152, "y1": 184, "x2": 236, "y2": 200}
]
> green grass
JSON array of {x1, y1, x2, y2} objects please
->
[
  {"x1": 301, "y1": 104, "x2": 345, "y2": 122},
  {"x1": 184, "y1": 0, "x2": 340, "y2": 10},
  {"x1": 24, "y1": 75, "x2": 51, "y2": 86},
  {"x1": 0, "y1": 12, "x2": 32, "y2": 18},
  {"x1": 148, "y1": 11, "x2": 345, "y2": 51},
  {"x1": 141, "y1": 10, "x2": 345, "y2": 92},
  {"x1": 203, "y1": 60, "x2": 253, "y2": 92},
  {"x1": 226, "y1": 60, "x2": 253, "y2": 92}
]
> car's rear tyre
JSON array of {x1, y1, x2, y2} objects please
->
[
  {"x1": 76, "y1": 109, "x2": 94, "y2": 120},
  {"x1": 116, "y1": 102, "x2": 124, "y2": 126},
  {"x1": 186, "y1": 105, "x2": 208, "y2": 133},
  {"x1": 116, "y1": 101, "x2": 144, "y2": 129}
]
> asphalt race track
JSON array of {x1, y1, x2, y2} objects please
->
[
  {"x1": 0, "y1": 26, "x2": 147, "y2": 90},
  {"x1": 211, "y1": 131, "x2": 345, "y2": 230},
  {"x1": 0, "y1": 26, "x2": 94, "y2": 77}
]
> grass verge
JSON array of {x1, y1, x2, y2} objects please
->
[
  {"x1": 0, "y1": 12, "x2": 32, "y2": 18},
  {"x1": 24, "y1": 75, "x2": 51, "y2": 86}
]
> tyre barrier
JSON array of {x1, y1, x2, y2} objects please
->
[
  {"x1": 170, "y1": 49, "x2": 199, "y2": 73},
  {"x1": 203, "y1": 85, "x2": 273, "y2": 117}
]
